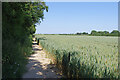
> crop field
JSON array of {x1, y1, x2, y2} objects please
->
[{"x1": 35, "y1": 34, "x2": 119, "y2": 78}]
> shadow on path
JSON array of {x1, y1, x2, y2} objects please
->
[
  {"x1": 22, "y1": 41, "x2": 62, "y2": 78},
  {"x1": 23, "y1": 59, "x2": 62, "y2": 78}
]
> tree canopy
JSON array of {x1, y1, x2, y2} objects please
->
[
  {"x1": 2, "y1": 2, "x2": 48, "y2": 78},
  {"x1": 76, "y1": 30, "x2": 119, "y2": 36}
]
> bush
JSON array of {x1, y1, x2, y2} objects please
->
[{"x1": 2, "y1": 2, "x2": 48, "y2": 78}]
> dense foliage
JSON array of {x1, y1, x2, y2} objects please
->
[
  {"x1": 36, "y1": 34, "x2": 118, "y2": 78},
  {"x1": 90, "y1": 30, "x2": 119, "y2": 36},
  {"x1": 76, "y1": 32, "x2": 88, "y2": 35},
  {"x1": 2, "y1": 2, "x2": 48, "y2": 78},
  {"x1": 76, "y1": 30, "x2": 120, "y2": 36}
]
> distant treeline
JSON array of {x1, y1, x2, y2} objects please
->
[
  {"x1": 76, "y1": 30, "x2": 120, "y2": 36},
  {"x1": 38, "y1": 30, "x2": 120, "y2": 36}
]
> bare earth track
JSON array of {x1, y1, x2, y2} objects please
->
[{"x1": 22, "y1": 40, "x2": 62, "y2": 78}]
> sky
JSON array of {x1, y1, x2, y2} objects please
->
[{"x1": 35, "y1": 2, "x2": 118, "y2": 34}]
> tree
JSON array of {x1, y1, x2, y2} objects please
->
[
  {"x1": 110, "y1": 30, "x2": 119, "y2": 36},
  {"x1": 76, "y1": 32, "x2": 81, "y2": 35},
  {"x1": 103, "y1": 31, "x2": 109, "y2": 36},
  {"x1": 2, "y1": 2, "x2": 48, "y2": 78},
  {"x1": 82, "y1": 32, "x2": 88, "y2": 35},
  {"x1": 91, "y1": 30, "x2": 97, "y2": 35}
]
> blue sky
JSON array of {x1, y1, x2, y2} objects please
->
[{"x1": 35, "y1": 2, "x2": 118, "y2": 34}]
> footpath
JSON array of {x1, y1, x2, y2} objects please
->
[{"x1": 22, "y1": 39, "x2": 62, "y2": 78}]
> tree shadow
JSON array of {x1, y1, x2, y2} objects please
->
[
  {"x1": 22, "y1": 58, "x2": 62, "y2": 78},
  {"x1": 32, "y1": 48, "x2": 43, "y2": 51},
  {"x1": 32, "y1": 43, "x2": 37, "y2": 45},
  {"x1": 22, "y1": 40, "x2": 62, "y2": 78},
  {"x1": 32, "y1": 44, "x2": 43, "y2": 51}
]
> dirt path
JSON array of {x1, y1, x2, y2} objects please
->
[{"x1": 22, "y1": 40, "x2": 62, "y2": 78}]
